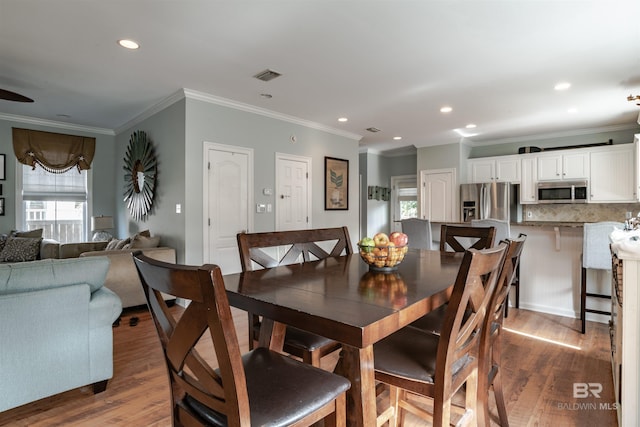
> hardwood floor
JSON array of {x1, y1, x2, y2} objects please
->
[{"x1": 0, "y1": 306, "x2": 617, "y2": 426}]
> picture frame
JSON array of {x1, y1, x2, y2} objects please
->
[
  {"x1": 0, "y1": 154, "x2": 5, "y2": 180},
  {"x1": 0, "y1": 198, "x2": 5, "y2": 216},
  {"x1": 324, "y1": 157, "x2": 349, "y2": 210}
]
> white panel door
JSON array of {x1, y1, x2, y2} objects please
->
[
  {"x1": 276, "y1": 154, "x2": 311, "y2": 231},
  {"x1": 205, "y1": 144, "x2": 252, "y2": 274},
  {"x1": 420, "y1": 168, "x2": 456, "y2": 222}
]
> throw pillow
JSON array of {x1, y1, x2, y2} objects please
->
[
  {"x1": 115, "y1": 238, "x2": 131, "y2": 250},
  {"x1": 105, "y1": 238, "x2": 122, "y2": 250},
  {"x1": 127, "y1": 234, "x2": 160, "y2": 249},
  {"x1": 10, "y1": 228, "x2": 44, "y2": 238},
  {"x1": 0, "y1": 237, "x2": 43, "y2": 262}
]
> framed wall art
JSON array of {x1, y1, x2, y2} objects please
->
[
  {"x1": 0, "y1": 154, "x2": 5, "y2": 180},
  {"x1": 0, "y1": 198, "x2": 5, "y2": 216},
  {"x1": 324, "y1": 157, "x2": 348, "y2": 210}
]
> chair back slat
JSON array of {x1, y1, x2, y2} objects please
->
[
  {"x1": 488, "y1": 234, "x2": 527, "y2": 326},
  {"x1": 133, "y1": 253, "x2": 250, "y2": 425},
  {"x1": 238, "y1": 227, "x2": 353, "y2": 272},
  {"x1": 440, "y1": 224, "x2": 496, "y2": 252},
  {"x1": 437, "y1": 243, "x2": 507, "y2": 388}
]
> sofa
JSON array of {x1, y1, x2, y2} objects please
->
[
  {"x1": 1, "y1": 229, "x2": 176, "y2": 309},
  {"x1": 0, "y1": 257, "x2": 122, "y2": 412}
]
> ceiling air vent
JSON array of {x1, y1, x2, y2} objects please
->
[
  {"x1": 366, "y1": 127, "x2": 381, "y2": 133},
  {"x1": 253, "y1": 69, "x2": 282, "y2": 82}
]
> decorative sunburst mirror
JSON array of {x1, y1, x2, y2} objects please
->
[{"x1": 123, "y1": 130, "x2": 157, "y2": 221}]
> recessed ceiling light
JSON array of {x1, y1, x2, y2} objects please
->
[
  {"x1": 440, "y1": 106, "x2": 453, "y2": 113},
  {"x1": 393, "y1": 136, "x2": 402, "y2": 140},
  {"x1": 568, "y1": 107, "x2": 578, "y2": 113},
  {"x1": 118, "y1": 39, "x2": 139, "y2": 50},
  {"x1": 465, "y1": 124, "x2": 477, "y2": 129},
  {"x1": 554, "y1": 82, "x2": 571, "y2": 91},
  {"x1": 338, "y1": 117, "x2": 348, "y2": 122}
]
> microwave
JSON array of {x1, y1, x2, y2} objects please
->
[{"x1": 537, "y1": 180, "x2": 588, "y2": 203}]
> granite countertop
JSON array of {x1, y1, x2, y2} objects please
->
[{"x1": 512, "y1": 221, "x2": 584, "y2": 228}]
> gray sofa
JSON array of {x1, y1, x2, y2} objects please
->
[
  {"x1": 39, "y1": 239, "x2": 176, "y2": 309},
  {"x1": 0, "y1": 257, "x2": 122, "y2": 412}
]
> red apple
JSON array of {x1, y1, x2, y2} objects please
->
[{"x1": 389, "y1": 231, "x2": 408, "y2": 247}]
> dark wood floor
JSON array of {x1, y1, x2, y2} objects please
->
[{"x1": 0, "y1": 306, "x2": 618, "y2": 426}]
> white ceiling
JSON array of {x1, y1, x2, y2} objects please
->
[{"x1": 1, "y1": 1, "x2": 639, "y2": 155}]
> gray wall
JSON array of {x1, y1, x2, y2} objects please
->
[
  {"x1": 0, "y1": 118, "x2": 116, "y2": 235},
  {"x1": 115, "y1": 99, "x2": 186, "y2": 260},
  {"x1": 358, "y1": 152, "x2": 417, "y2": 237},
  {"x1": 182, "y1": 98, "x2": 360, "y2": 265}
]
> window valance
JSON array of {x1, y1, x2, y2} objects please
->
[{"x1": 12, "y1": 128, "x2": 95, "y2": 173}]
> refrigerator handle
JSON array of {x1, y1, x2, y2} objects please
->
[{"x1": 479, "y1": 184, "x2": 487, "y2": 220}]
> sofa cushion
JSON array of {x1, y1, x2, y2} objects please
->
[
  {"x1": 0, "y1": 257, "x2": 110, "y2": 295},
  {"x1": 125, "y1": 234, "x2": 160, "y2": 249},
  {"x1": 0, "y1": 237, "x2": 43, "y2": 262}
]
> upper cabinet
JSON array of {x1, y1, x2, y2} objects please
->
[
  {"x1": 537, "y1": 151, "x2": 589, "y2": 181},
  {"x1": 589, "y1": 145, "x2": 635, "y2": 202},
  {"x1": 520, "y1": 156, "x2": 537, "y2": 204},
  {"x1": 468, "y1": 155, "x2": 520, "y2": 183}
]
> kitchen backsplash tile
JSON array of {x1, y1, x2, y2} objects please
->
[{"x1": 523, "y1": 203, "x2": 640, "y2": 223}]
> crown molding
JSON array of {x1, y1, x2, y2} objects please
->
[
  {"x1": 183, "y1": 88, "x2": 363, "y2": 142},
  {"x1": 0, "y1": 112, "x2": 114, "y2": 135},
  {"x1": 115, "y1": 90, "x2": 186, "y2": 135}
]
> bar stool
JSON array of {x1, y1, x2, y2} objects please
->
[
  {"x1": 580, "y1": 221, "x2": 624, "y2": 334},
  {"x1": 401, "y1": 218, "x2": 434, "y2": 250}
]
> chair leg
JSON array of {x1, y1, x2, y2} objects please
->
[
  {"x1": 303, "y1": 349, "x2": 323, "y2": 368},
  {"x1": 491, "y1": 334, "x2": 509, "y2": 426},
  {"x1": 580, "y1": 265, "x2": 587, "y2": 334}
]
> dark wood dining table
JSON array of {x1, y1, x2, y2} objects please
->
[{"x1": 223, "y1": 248, "x2": 464, "y2": 427}]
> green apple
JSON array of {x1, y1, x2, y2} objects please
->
[{"x1": 359, "y1": 237, "x2": 375, "y2": 253}]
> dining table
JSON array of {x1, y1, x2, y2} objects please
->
[{"x1": 223, "y1": 248, "x2": 464, "y2": 427}]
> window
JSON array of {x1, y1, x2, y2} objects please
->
[{"x1": 19, "y1": 165, "x2": 91, "y2": 243}]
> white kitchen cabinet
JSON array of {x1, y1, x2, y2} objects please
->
[
  {"x1": 468, "y1": 155, "x2": 520, "y2": 183},
  {"x1": 537, "y1": 151, "x2": 589, "y2": 181},
  {"x1": 589, "y1": 144, "x2": 635, "y2": 202},
  {"x1": 520, "y1": 156, "x2": 537, "y2": 203}
]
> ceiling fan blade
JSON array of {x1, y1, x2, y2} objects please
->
[{"x1": 0, "y1": 88, "x2": 34, "y2": 103}]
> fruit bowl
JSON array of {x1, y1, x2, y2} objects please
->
[{"x1": 358, "y1": 244, "x2": 409, "y2": 272}]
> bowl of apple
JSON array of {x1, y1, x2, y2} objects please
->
[{"x1": 358, "y1": 232, "x2": 409, "y2": 272}]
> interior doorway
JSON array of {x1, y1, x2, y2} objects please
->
[{"x1": 390, "y1": 175, "x2": 418, "y2": 233}]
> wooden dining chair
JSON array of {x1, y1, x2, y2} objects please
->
[
  {"x1": 440, "y1": 224, "x2": 496, "y2": 253},
  {"x1": 405, "y1": 234, "x2": 526, "y2": 426},
  {"x1": 472, "y1": 218, "x2": 519, "y2": 317},
  {"x1": 373, "y1": 243, "x2": 508, "y2": 427},
  {"x1": 236, "y1": 227, "x2": 352, "y2": 367},
  {"x1": 132, "y1": 252, "x2": 350, "y2": 427},
  {"x1": 477, "y1": 234, "x2": 526, "y2": 426}
]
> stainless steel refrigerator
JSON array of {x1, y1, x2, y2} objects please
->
[{"x1": 460, "y1": 182, "x2": 513, "y2": 223}]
